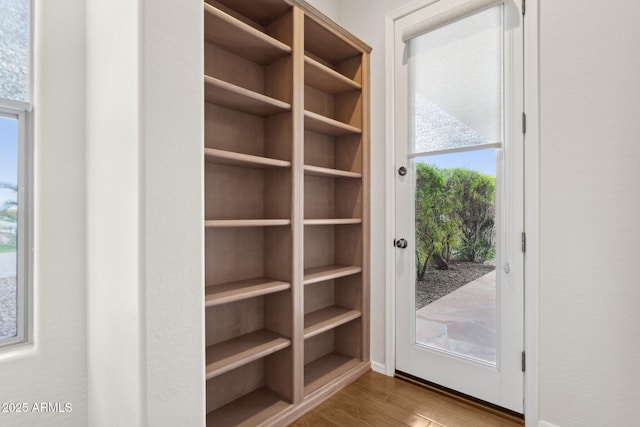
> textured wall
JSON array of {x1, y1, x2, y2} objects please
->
[
  {"x1": 86, "y1": 0, "x2": 204, "y2": 426},
  {"x1": 538, "y1": 0, "x2": 640, "y2": 425},
  {"x1": 0, "y1": 0, "x2": 88, "y2": 425}
]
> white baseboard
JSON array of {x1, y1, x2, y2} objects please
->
[
  {"x1": 371, "y1": 361, "x2": 387, "y2": 375},
  {"x1": 539, "y1": 421, "x2": 561, "y2": 427}
]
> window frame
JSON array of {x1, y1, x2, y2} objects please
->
[
  {"x1": 0, "y1": 0, "x2": 33, "y2": 349},
  {"x1": 0, "y1": 106, "x2": 31, "y2": 349}
]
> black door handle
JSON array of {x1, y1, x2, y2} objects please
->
[{"x1": 395, "y1": 238, "x2": 408, "y2": 249}]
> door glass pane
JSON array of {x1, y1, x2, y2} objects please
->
[
  {"x1": 0, "y1": 0, "x2": 30, "y2": 103},
  {"x1": 0, "y1": 116, "x2": 18, "y2": 340},
  {"x1": 407, "y1": 6, "x2": 502, "y2": 156},
  {"x1": 414, "y1": 149, "x2": 497, "y2": 364}
]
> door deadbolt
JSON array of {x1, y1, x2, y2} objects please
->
[
  {"x1": 398, "y1": 166, "x2": 407, "y2": 176},
  {"x1": 395, "y1": 238, "x2": 408, "y2": 249}
]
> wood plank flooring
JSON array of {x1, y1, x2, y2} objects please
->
[{"x1": 290, "y1": 371, "x2": 524, "y2": 427}]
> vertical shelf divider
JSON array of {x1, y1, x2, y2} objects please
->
[{"x1": 291, "y1": 5, "x2": 306, "y2": 406}]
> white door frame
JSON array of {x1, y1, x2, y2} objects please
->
[{"x1": 384, "y1": 0, "x2": 539, "y2": 424}]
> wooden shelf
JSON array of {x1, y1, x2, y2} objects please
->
[
  {"x1": 304, "y1": 219, "x2": 362, "y2": 226},
  {"x1": 303, "y1": 265, "x2": 362, "y2": 285},
  {"x1": 304, "y1": 352, "x2": 362, "y2": 396},
  {"x1": 205, "y1": 148, "x2": 291, "y2": 169},
  {"x1": 304, "y1": 56, "x2": 361, "y2": 95},
  {"x1": 304, "y1": 165, "x2": 362, "y2": 179},
  {"x1": 206, "y1": 387, "x2": 290, "y2": 427},
  {"x1": 205, "y1": 219, "x2": 291, "y2": 228},
  {"x1": 211, "y1": 0, "x2": 293, "y2": 28},
  {"x1": 206, "y1": 277, "x2": 291, "y2": 307},
  {"x1": 305, "y1": 16, "x2": 363, "y2": 64},
  {"x1": 205, "y1": 76, "x2": 291, "y2": 117},
  {"x1": 304, "y1": 306, "x2": 361, "y2": 339},
  {"x1": 304, "y1": 110, "x2": 361, "y2": 137},
  {"x1": 206, "y1": 329, "x2": 291, "y2": 379},
  {"x1": 204, "y1": 3, "x2": 291, "y2": 65}
]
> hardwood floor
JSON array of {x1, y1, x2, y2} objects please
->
[{"x1": 290, "y1": 371, "x2": 524, "y2": 427}]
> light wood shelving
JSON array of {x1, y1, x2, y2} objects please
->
[
  {"x1": 205, "y1": 76, "x2": 291, "y2": 117},
  {"x1": 303, "y1": 264, "x2": 362, "y2": 285},
  {"x1": 204, "y1": 2, "x2": 291, "y2": 65},
  {"x1": 304, "y1": 164, "x2": 362, "y2": 179},
  {"x1": 206, "y1": 329, "x2": 291, "y2": 379},
  {"x1": 205, "y1": 148, "x2": 291, "y2": 169},
  {"x1": 304, "y1": 110, "x2": 361, "y2": 137},
  {"x1": 304, "y1": 352, "x2": 362, "y2": 396},
  {"x1": 304, "y1": 56, "x2": 361, "y2": 95},
  {"x1": 303, "y1": 219, "x2": 361, "y2": 226},
  {"x1": 206, "y1": 387, "x2": 291, "y2": 427},
  {"x1": 205, "y1": 219, "x2": 291, "y2": 227},
  {"x1": 206, "y1": 277, "x2": 291, "y2": 307},
  {"x1": 304, "y1": 306, "x2": 362, "y2": 339},
  {"x1": 204, "y1": 1, "x2": 370, "y2": 424}
]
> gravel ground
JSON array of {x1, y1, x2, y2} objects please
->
[
  {"x1": 0, "y1": 276, "x2": 17, "y2": 339},
  {"x1": 415, "y1": 261, "x2": 496, "y2": 310}
]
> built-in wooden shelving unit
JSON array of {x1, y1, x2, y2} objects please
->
[{"x1": 204, "y1": 0, "x2": 370, "y2": 424}]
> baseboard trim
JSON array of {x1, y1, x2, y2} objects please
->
[
  {"x1": 539, "y1": 422, "x2": 561, "y2": 427},
  {"x1": 371, "y1": 361, "x2": 386, "y2": 374}
]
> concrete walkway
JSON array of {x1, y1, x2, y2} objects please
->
[{"x1": 415, "y1": 270, "x2": 496, "y2": 364}]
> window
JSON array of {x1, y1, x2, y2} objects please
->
[{"x1": 0, "y1": 0, "x2": 32, "y2": 347}]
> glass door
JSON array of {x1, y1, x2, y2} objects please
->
[{"x1": 393, "y1": 0, "x2": 524, "y2": 412}]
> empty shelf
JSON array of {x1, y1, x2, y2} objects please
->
[
  {"x1": 205, "y1": 76, "x2": 291, "y2": 117},
  {"x1": 304, "y1": 165, "x2": 362, "y2": 179},
  {"x1": 205, "y1": 149, "x2": 291, "y2": 169},
  {"x1": 304, "y1": 219, "x2": 362, "y2": 226},
  {"x1": 305, "y1": 16, "x2": 363, "y2": 64},
  {"x1": 205, "y1": 219, "x2": 291, "y2": 228},
  {"x1": 206, "y1": 387, "x2": 290, "y2": 427},
  {"x1": 304, "y1": 265, "x2": 362, "y2": 285},
  {"x1": 304, "y1": 110, "x2": 361, "y2": 137},
  {"x1": 304, "y1": 56, "x2": 361, "y2": 95},
  {"x1": 304, "y1": 306, "x2": 361, "y2": 339},
  {"x1": 206, "y1": 277, "x2": 291, "y2": 307},
  {"x1": 204, "y1": 3, "x2": 291, "y2": 65},
  {"x1": 206, "y1": 329, "x2": 291, "y2": 379},
  {"x1": 304, "y1": 352, "x2": 362, "y2": 396}
]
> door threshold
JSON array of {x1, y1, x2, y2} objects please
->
[{"x1": 395, "y1": 371, "x2": 524, "y2": 425}]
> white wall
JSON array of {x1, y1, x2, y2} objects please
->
[
  {"x1": 0, "y1": 0, "x2": 88, "y2": 425},
  {"x1": 86, "y1": 0, "x2": 204, "y2": 426},
  {"x1": 538, "y1": 1, "x2": 640, "y2": 425},
  {"x1": 305, "y1": 0, "x2": 339, "y2": 21},
  {"x1": 86, "y1": 0, "x2": 143, "y2": 424}
]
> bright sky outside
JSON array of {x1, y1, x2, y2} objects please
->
[
  {"x1": 0, "y1": 116, "x2": 18, "y2": 209},
  {"x1": 417, "y1": 148, "x2": 497, "y2": 177}
]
